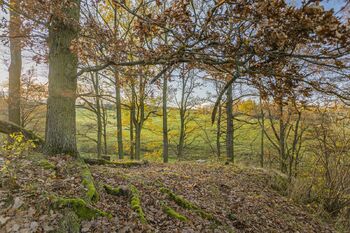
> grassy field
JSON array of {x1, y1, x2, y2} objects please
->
[{"x1": 76, "y1": 107, "x2": 263, "y2": 162}]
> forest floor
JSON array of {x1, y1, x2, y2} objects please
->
[{"x1": 0, "y1": 154, "x2": 335, "y2": 233}]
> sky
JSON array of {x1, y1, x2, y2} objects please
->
[{"x1": 0, "y1": 0, "x2": 348, "y2": 95}]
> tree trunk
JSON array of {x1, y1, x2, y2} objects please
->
[
  {"x1": 259, "y1": 94, "x2": 264, "y2": 168},
  {"x1": 216, "y1": 103, "x2": 222, "y2": 158},
  {"x1": 101, "y1": 101, "x2": 108, "y2": 155},
  {"x1": 135, "y1": 124, "x2": 141, "y2": 160},
  {"x1": 8, "y1": 0, "x2": 22, "y2": 126},
  {"x1": 162, "y1": 73, "x2": 169, "y2": 163},
  {"x1": 129, "y1": 93, "x2": 135, "y2": 160},
  {"x1": 226, "y1": 83, "x2": 234, "y2": 163},
  {"x1": 93, "y1": 72, "x2": 102, "y2": 158},
  {"x1": 114, "y1": 70, "x2": 124, "y2": 159},
  {"x1": 43, "y1": 0, "x2": 80, "y2": 156},
  {"x1": 178, "y1": 111, "x2": 185, "y2": 158},
  {"x1": 278, "y1": 101, "x2": 287, "y2": 173}
]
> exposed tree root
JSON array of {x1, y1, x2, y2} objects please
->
[
  {"x1": 103, "y1": 184, "x2": 130, "y2": 196},
  {"x1": 50, "y1": 196, "x2": 111, "y2": 220},
  {"x1": 160, "y1": 202, "x2": 188, "y2": 222},
  {"x1": 130, "y1": 185, "x2": 147, "y2": 224},
  {"x1": 84, "y1": 158, "x2": 149, "y2": 167},
  {"x1": 78, "y1": 160, "x2": 99, "y2": 202},
  {"x1": 55, "y1": 209, "x2": 81, "y2": 233},
  {"x1": 160, "y1": 187, "x2": 220, "y2": 223}
]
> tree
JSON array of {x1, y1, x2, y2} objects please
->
[
  {"x1": 43, "y1": 0, "x2": 81, "y2": 156},
  {"x1": 8, "y1": 0, "x2": 22, "y2": 126}
]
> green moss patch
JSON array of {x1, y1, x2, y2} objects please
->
[
  {"x1": 160, "y1": 187, "x2": 219, "y2": 223},
  {"x1": 51, "y1": 196, "x2": 111, "y2": 220},
  {"x1": 130, "y1": 185, "x2": 147, "y2": 224},
  {"x1": 161, "y1": 202, "x2": 187, "y2": 222},
  {"x1": 84, "y1": 158, "x2": 149, "y2": 168},
  {"x1": 38, "y1": 159, "x2": 56, "y2": 170},
  {"x1": 104, "y1": 184, "x2": 130, "y2": 196},
  {"x1": 79, "y1": 160, "x2": 99, "y2": 202}
]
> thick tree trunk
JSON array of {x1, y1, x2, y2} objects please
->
[
  {"x1": 162, "y1": 74, "x2": 169, "y2": 163},
  {"x1": 8, "y1": 0, "x2": 22, "y2": 126},
  {"x1": 43, "y1": 0, "x2": 80, "y2": 156},
  {"x1": 114, "y1": 70, "x2": 124, "y2": 159},
  {"x1": 226, "y1": 83, "x2": 234, "y2": 163}
]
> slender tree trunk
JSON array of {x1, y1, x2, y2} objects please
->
[
  {"x1": 178, "y1": 111, "x2": 185, "y2": 158},
  {"x1": 216, "y1": 103, "x2": 222, "y2": 157},
  {"x1": 135, "y1": 124, "x2": 141, "y2": 160},
  {"x1": 278, "y1": 101, "x2": 287, "y2": 173},
  {"x1": 8, "y1": 0, "x2": 22, "y2": 126},
  {"x1": 162, "y1": 73, "x2": 169, "y2": 163},
  {"x1": 259, "y1": 94, "x2": 264, "y2": 168},
  {"x1": 101, "y1": 101, "x2": 108, "y2": 155},
  {"x1": 129, "y1": 86, "x2": 135, "y2": 160},
  {"x1": 43, "y1": 0, "x2": 80, "y2": 156},
  {"x1": 94, "y1": 72, "x2": 102, "y2": 158},
  {"x1": 226, "y1": 83, "x2": 234, "y2": 163},
  {"x1": 114, "y1": 70, "x2": 124, "y2": 159}
]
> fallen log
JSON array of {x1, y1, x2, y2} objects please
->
[
  {"x1": 0, "y1": 120, "x2": 44, "y2": 147},
  {"x1": 83, "y1": 158, "x2": 149, "y2": 167}
]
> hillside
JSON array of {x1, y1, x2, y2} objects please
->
[{"x1": 0, "y1": 154, "x2": 334, "y2": 233}]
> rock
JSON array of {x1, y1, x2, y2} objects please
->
[
  {"x1": 30, "y1": 221, "x2": 39, "y2": 232},
  {"x1": 0, "y1": 216, "x2": 10, "y2": 226},
  {"x1": 12, "y1": 197, "x2": 24, "y2": 209}
]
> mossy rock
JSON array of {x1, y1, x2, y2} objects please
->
[
  {"x1": 51, "y1": 196, "x2": 111, "y2": 220},
  {"x1": 130, "y1": 185, "x2": 147, "y2": 224},
  {"x1": 161, "y1": 202, "x2": 187, "y2": 222}
]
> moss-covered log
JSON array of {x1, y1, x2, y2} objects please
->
[
  {"x1": 84, "y1": 158, "x2": 148, "y2": 168},
  {"x1": 130, "y1": 185, "x2": 147, "y2": 224},
  {"x1": 160, "y1": 187, "x2": 219, "y2": 223},
  {"x1": 51, "y1": 196, "x2": 111, "y2": 220},
  {"x1": 160, "y1": 202, "x2": 187, "y2": 222}
]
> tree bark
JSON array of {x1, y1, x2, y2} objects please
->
[
  {"x1": 129, "y1": 89, "x2": 135, "y2": 160},
  {"x1": 259, "y1": 93, "x2": 264, "y2": 168},
  {"x1": 216, "y1": 103, "x2": 222, "y2": 157},
  {"x1": 162, "y1": 73, "x2": 169, "y2": 163},
  {"x1": 8, "y1": 0, "x2": 22, "y2": 126},
  {"x1": 114, "y1": 70, "x2": 124, "y2": 159},
  {"x1": 93, "y1": 72, "x2": 102, "y2": 158},
  {"x1": 43, "y1": 0, "x2": 80, "y2": 156},
  {"x1": 226, "y1": 83, "x2": 234, "y2": 163}
]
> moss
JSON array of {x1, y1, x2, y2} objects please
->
[
  {"x1": 51, "y1": 196, "x2": 111, "y2": 220},
  {"x1": 160, "y1": 187, "x2": 219, "y2": 223},
  {"x1": 130, "y1": 185, "x2": 147, "y2": 224},
  {"x1": 161, "y1": 202, "x2": 187, "y2": 222},
  {"x1": 104, "y1": 184, "x2": 130, "y2": 196},
  {"x1": 84, "y1": 158, "x2": 148, "y2": 167},
  {"x1": 55, "y1": 209, "x2": 80, "y2": 233},
  {"x1": 79, "y1": 160, "x2": 99, "y2": 202},
  {"x1": 38, "y1": 159, "x2": 56, "y2": 170}
]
